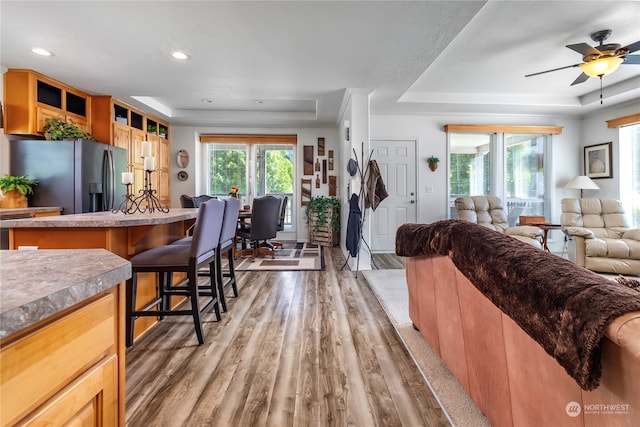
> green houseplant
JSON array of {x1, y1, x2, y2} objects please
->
[
  {"x1": 427, "y1": 156, "x2": 440, "y2": 171},
  {"x1": 0, "y1": 174, "x2": 38, "y2": 208},
  {"x1": 43, "y1": 117, "x2": 96, "y2": 141},
  {"x1": 305, "y1": 196, "x2": 341, "y2": 246}
]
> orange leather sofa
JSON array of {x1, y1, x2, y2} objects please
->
[{"x1": 398, "y1": 220, "x2": 640, "y2": 427}]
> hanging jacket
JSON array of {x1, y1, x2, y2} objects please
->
[
  {"x1": 345, "y1": 193, "x2": 362, "y2": 257},
  {"x1": 365, "y1": 159, "x2": 389, "y2": 211}
]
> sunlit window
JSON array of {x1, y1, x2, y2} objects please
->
[{"x1": 620, "y1": 124, "x2": 640, "y2": 227}]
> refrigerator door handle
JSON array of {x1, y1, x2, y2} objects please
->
[{"x1": 107, "y1": 150, "x2": 115, "y2": 210}]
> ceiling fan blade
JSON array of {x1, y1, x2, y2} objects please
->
[
  {"x1": 566, "y1": 43, "x2": 601, "y2": 57},
  {"x1": 621, "y1": 40, "x2": 640, "y2": 54},
  {"x1": 525, "y1": 63, "x2": 581, "y2": 78},
  {"x1": 623, "y1": 55, "x2": 640, "y2": 65},
  {"x1": 570, "y1": 73, "x2": 590, "y2": 86}
]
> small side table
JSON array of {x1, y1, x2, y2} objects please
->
[{"x1": 531, "y1": 223, "x2": 563, "y2": 252}]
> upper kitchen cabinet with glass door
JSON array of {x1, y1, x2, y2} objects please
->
[{"x1": 3, "y1": 69, "x2": 91, "y2": 137}]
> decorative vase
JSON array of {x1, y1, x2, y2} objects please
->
[
  {"x1": 0, "y1": 190, "x2": 28, "y2": 208},
  {"x1": 428, "y1": 162, "x2": 438, "y2": 171}
]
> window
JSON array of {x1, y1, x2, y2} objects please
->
[
  {"x1": 206, "y1": 142, "x2": 295, "y2": 229},
  {"x1": 620, "y1": 123, "x2": 640, "y2": 227},
  {"x1": 448, "y1": 127, "x2": 552, "y2": 226},
  {"x1": 449, "y1": 133, "x2": 491, "y2": 218},
  {"x1": 505, "y1": 133, "x2": 546, "y2": 221}
]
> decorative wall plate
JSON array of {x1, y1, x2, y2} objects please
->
[{"x1": 177, "y1": 170, "x2": 188, "y2": 181}]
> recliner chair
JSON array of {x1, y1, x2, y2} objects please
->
[
  {"x1": 455, "y1": 195, "x2": 543, "y2": 248},
  {"x1": 561, "y1": 198, "x2": 640, "y2": 274}
]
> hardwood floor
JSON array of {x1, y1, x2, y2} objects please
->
[{"x1": 125, "y1": 247, "x2": 448, "y2": 426}]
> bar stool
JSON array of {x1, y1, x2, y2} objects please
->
[
  {"x1": 216, "y1": 197, "x2": 241, "y2": 311},
  {"x1": 126, "y1": 198, "x2": 225, "y2": 347},
  {"x1": 171, "y1": 197, "x2": 240, "y2": 312}
]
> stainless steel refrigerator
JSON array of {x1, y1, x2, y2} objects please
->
[{"x1": 10, "y1": 139, "x2": 128, "y2": 214}]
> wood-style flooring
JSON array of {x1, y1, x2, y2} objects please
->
[{"x1": 125, "y1": 248, "x2": 447, "y2": 426}]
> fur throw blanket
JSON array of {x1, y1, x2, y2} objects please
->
[{"x1": 396, "y1": 219, "x2": 640, "y2": 390}]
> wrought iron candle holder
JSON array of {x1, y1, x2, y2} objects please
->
[{"x1": 113, "y1": 170, "x2": 169, "y2": 214}]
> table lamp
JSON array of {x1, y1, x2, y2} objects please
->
[{"x1": 564, "y1": 175, "x2": 599, "y2": 198}]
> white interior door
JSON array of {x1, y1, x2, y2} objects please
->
[{"x1": 370, "y1": 139, "x2": 417, "y2": 252}]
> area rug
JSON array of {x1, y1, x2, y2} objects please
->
[
  {"x1": 234, "y1": 242, "x2": 324, "y2": 272},
  {"x1": 362, "y1": 269, "x2": 490, "y2": 427}
]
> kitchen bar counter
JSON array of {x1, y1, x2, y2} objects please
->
[
  {"x1": 0, "y1": 206, "x2": 62, "y2": 218},
  {"x1": 3, "y1": 208, "x2": 197, "y2": 344},
  {"x1": 0, "y1": 208, "x2": 198, "y2": 228},
  {"x1": 1, "y1": 249, "x2": 130, "y2": 426},
  {"x1": 0, "y1": 248, "x2": 131, "y2": 338}
]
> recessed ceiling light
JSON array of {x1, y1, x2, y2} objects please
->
[
  {"x1": 171, "y1": 51, "x2": 190, "y2": 60},
  {"x1": 32, "y1": 48, "x2": 53, "y2": 56},
  {"x1": 255, "y1": 100, "x2": 264, "y2": 104},
  {"x1": 202, "y1": 99, "x2": 213, "y2": 103}
]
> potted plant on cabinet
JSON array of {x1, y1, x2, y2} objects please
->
[
  {"x1": 43, "y1": 117, "x2": 96, "y2": 141},
  {"x1": 427, "y1": 156, "x2": 440, "y2": 171},
  {"x1": 305, "y1": 196, "x2": 341, "y2": 246},
  {"x1": 0, "y1": 174, "x2": 38, "y2": 208}
]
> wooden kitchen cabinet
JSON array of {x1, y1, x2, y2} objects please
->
[
  {"x1": 0, "y1": 287, "x2": 123, "y2": 426},
  {"x1": 3, "y1": 69, "x2": 91, "y2": 136},
  {"x1": 91, "y1": 96, "x2": 170, "y2": 205}
]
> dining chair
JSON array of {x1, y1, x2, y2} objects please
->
[
  {"x1": 126, "y1": 198, "x2": 225, "y2": 347},
  {"x1": 270, "y1": 195, "x2": 288, "y2": 249},
  {"x1": 236, "y1": 195, "x2": 281, "y2": 260}
]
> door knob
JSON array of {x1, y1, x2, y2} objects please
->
[{"x1": 410, "y1": 200, "x2": 415, "y2": 204}]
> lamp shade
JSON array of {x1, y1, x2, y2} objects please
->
[
  {"x1": 579, "y1": 57, "x2": 623, "y2": 77},
  {"x1": 564, "y1": 175, "x2": 600, "y2": 190}
]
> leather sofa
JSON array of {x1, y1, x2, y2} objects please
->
[
  {"x1": 396, "y1": 220, "x2": 640, "y2": 427},
  {"x1": 561, "y1": 198, "x2": 640, "y2": 275},
  {"x1": 455, "y1": 195, "x2": 543, "y2": 248}
]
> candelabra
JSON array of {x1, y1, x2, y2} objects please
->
[{"x1": 113, "y1": 170, "x2": 169, "y2": 214}]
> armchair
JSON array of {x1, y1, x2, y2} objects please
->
[
  {"x1": 561, "y1": 198, "x2": 640, "y2": 274},
  {"x1": 455, "y1": 196, "x2": 543, "y2": 248}
]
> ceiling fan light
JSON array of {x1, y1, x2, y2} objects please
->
[{"x1": 579, "y1": 57, "x2": 623, "y2": 77}]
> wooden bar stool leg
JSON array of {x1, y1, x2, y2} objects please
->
[
  {"x1": 215, "y1": 252, "x2": 227, "y2": 312},
  {"x1": 187, "y1": 269, "x2": 205, "y2": 345},
  {"x1": 226, "y1": 249, "x2": 239, "y2": 297}
]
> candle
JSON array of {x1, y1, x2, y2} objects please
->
[
  {"x1": 144, "y1": 156, "x2": 155, "y2": 171},
  {"x1": 141, "y1": 141, "x2": 152, "y2": 157},
  {"x1": 121, "y1": 172, "x2": 133, "y2": 185}
]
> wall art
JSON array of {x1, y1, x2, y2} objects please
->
[
  {"x1": 584, "y1": 142, "x2": 612, "y2": 179},
  {"x1": 303, "y1": 145, "x2": 314, "y2": 175}
]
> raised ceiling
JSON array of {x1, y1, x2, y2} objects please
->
[{"x1": 1, "y1": 1, "x2": 639, "y2": 128}]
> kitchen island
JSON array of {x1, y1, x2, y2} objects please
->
[
  {"x1": 1, "y1": 209, "x2": 198, "y2": 343},
  {"x1": 0, "y1": 249, "x2": 131, "y2": 426}
]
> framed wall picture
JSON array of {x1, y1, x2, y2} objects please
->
[
  {"x1": 303, "y1": 145, "x2": 314, "y2": 175},
  {"x1": 301, "y1": 178, "x2": 312, "y2": 206},
  {"x1": 584, "y1": 142, "x2": 612, "y2": 179}
]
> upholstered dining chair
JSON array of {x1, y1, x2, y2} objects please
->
[
  {"x1": 126, "y1": 198, "x2": 225, "y2": 347},
  {"x1": 236, "y1": 195, "x2": 281, "y2": 260},
  {"x1": 270, "y1": 195, "x2": 288, "y2": 249}
]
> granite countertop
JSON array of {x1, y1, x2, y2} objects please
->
[
  {"x1": 0, "y1": 208, "x2": 198, "y2": 228},
  {"x1": 0, "y1": 207, "x2": 62, "y2": 218},
  {"x1": 0, "y1": 249, "x2": 131, "y2": 338}
]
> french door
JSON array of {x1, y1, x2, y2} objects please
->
[{"x1": 206, "y1": 143, "x2": 294, "y2": 228}]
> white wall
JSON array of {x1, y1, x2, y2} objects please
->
[
  {"x1": 170, "y1": 125, "x2": 340, "y2": 242},
  {"x1": 579, "y1": 99, "x2": 640, "y2": 200}
]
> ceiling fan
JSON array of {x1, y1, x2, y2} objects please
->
[{"x1": 525, "y1": 29, "x2": 640, "y2": 86}]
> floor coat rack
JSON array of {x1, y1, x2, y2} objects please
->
[{"x1": 341, "y1": 143, "x2": 377, "y2": 277}]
